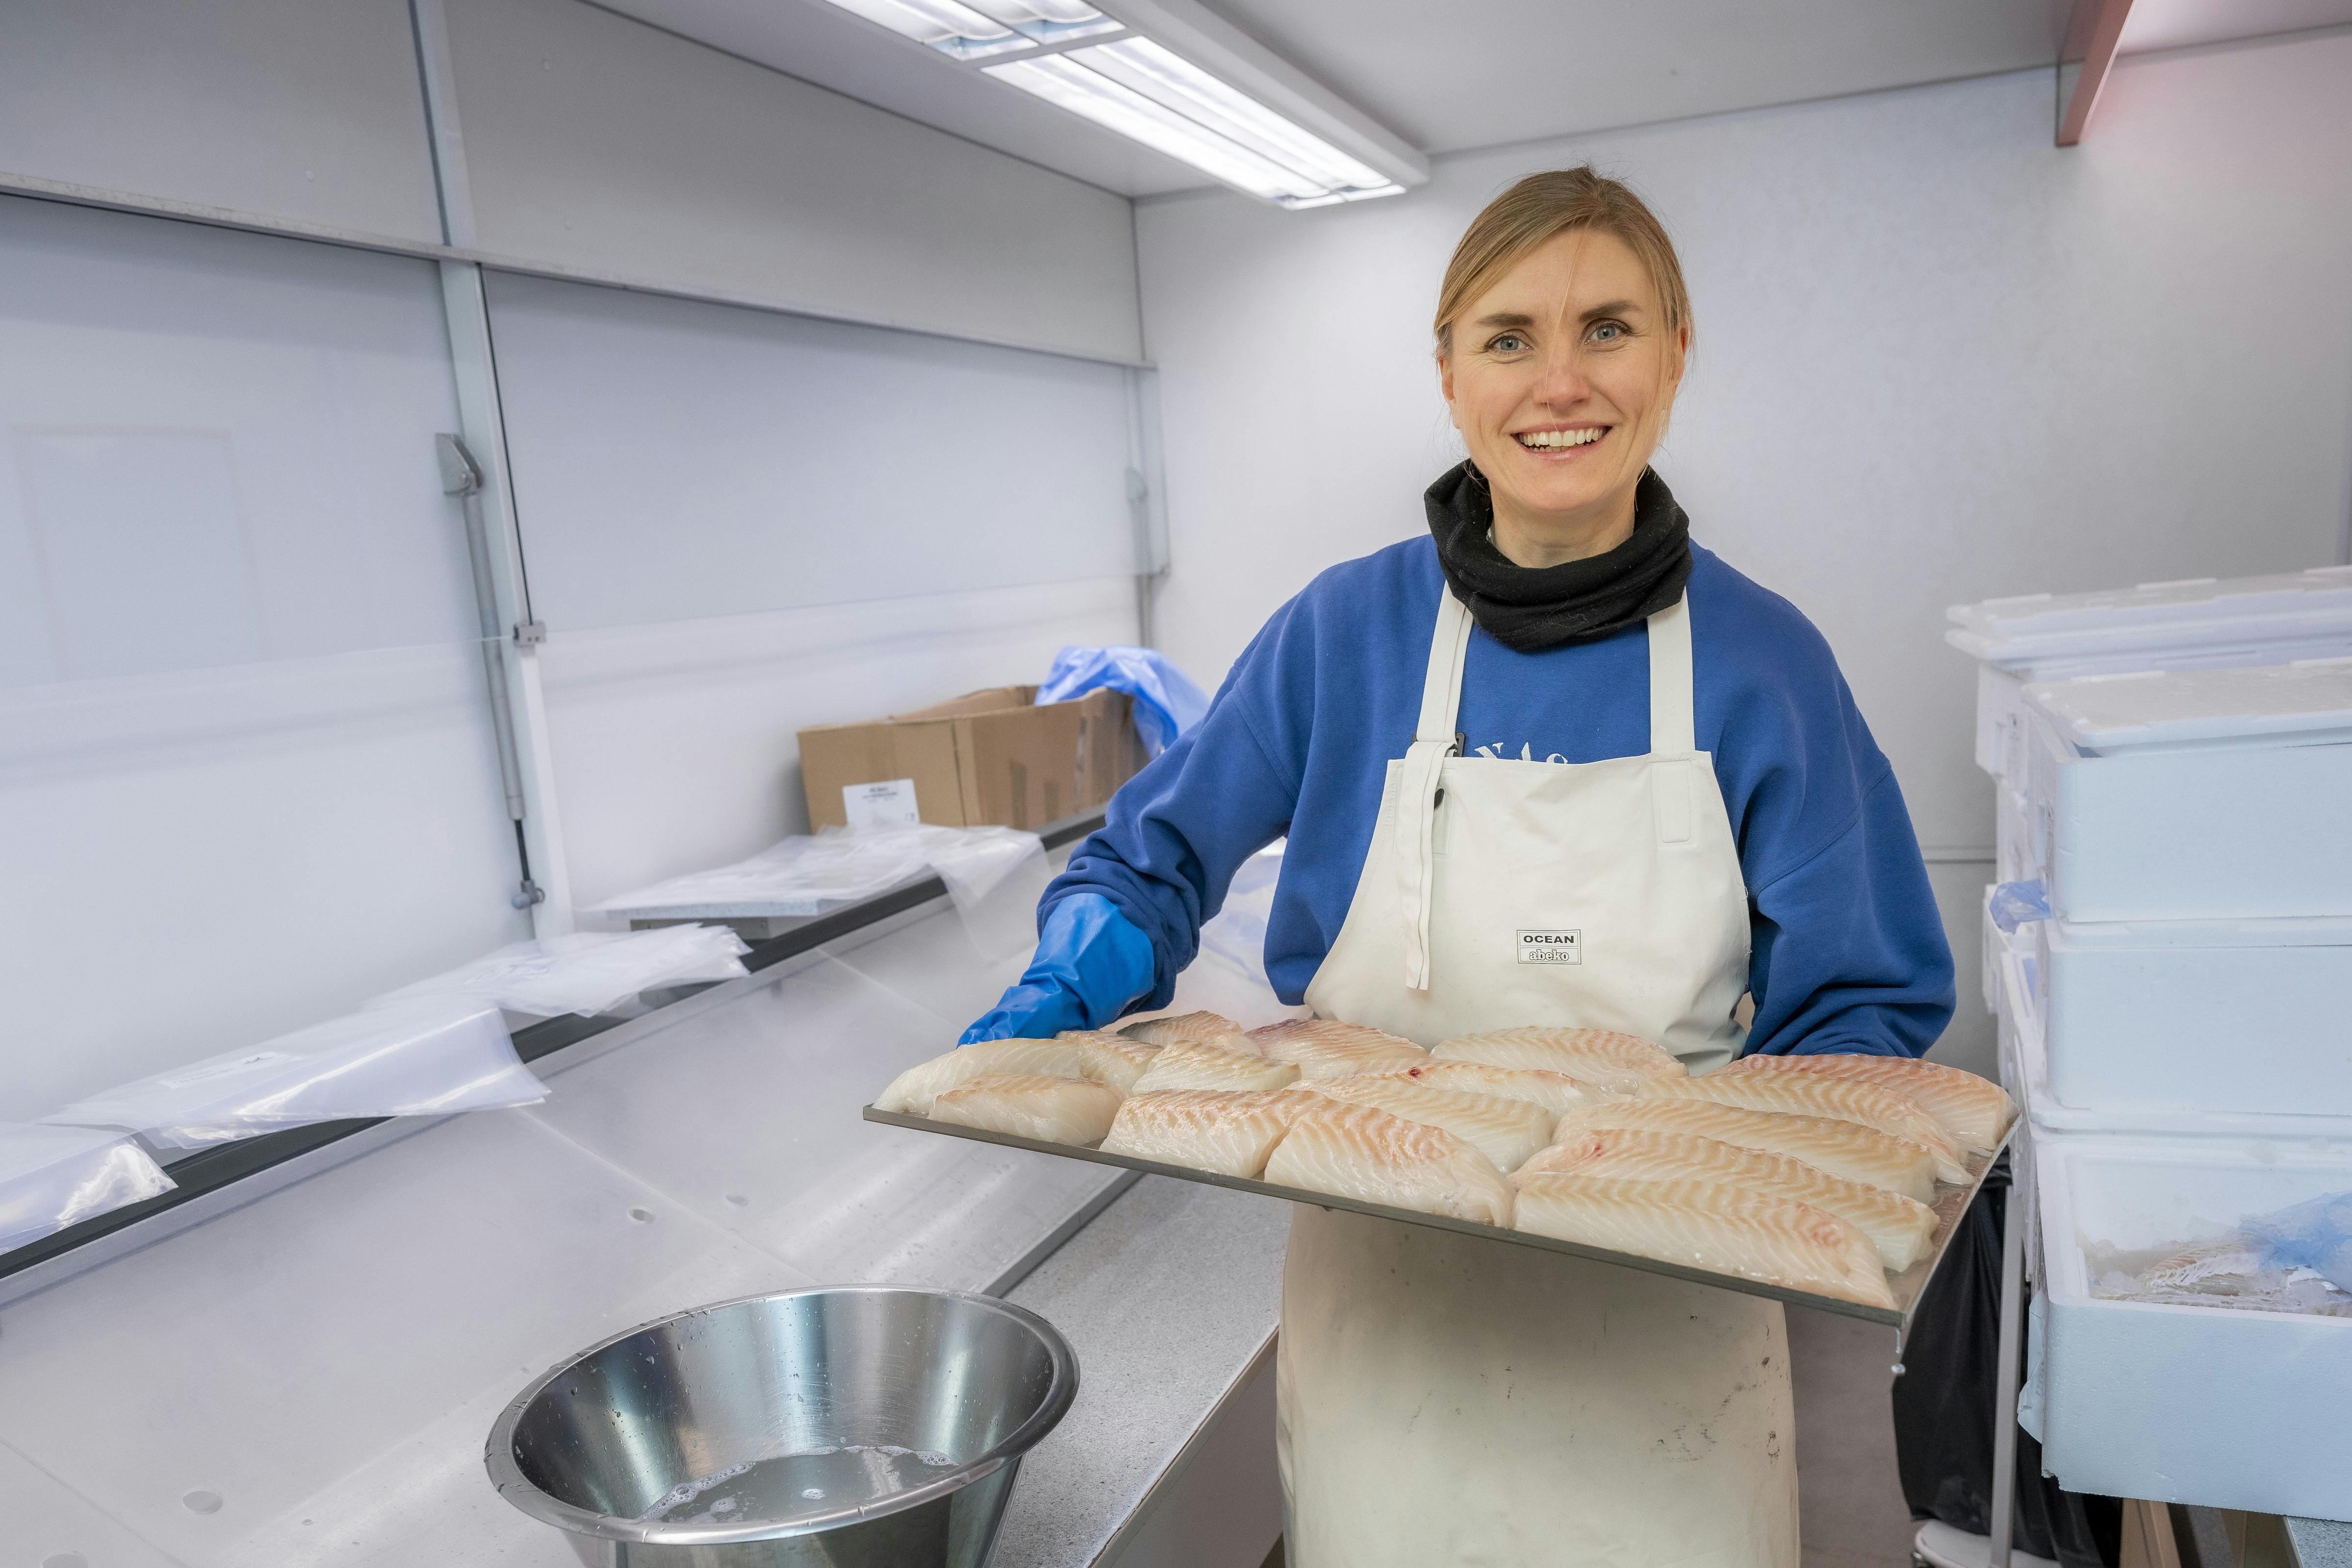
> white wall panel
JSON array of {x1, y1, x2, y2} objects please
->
[
  {"x1": 1133, "y1": 33, "x2": 2352, "y2": 861},
  {"x1": 542, "y1": 578, "x2": 1138, "y2": 911},
  {"x1": 0, "y1": 0, "x2": 442, "y2": 243},
  {"x1": 0, "y1": 196, "x2": 522, "y2": 1120},
  {"x1": 447, "y1": 0, "x2": 1145, "y2": 363},
  {"x1": 485, "y1": 271, "x2": 1142, "y2": 634}
]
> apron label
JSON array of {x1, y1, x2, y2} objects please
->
[{"x1": 1516, "y1": 929, "x2": 1583, "y2": 965}]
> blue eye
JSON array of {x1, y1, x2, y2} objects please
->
[
  {"x1": 1488, "y1": 332, "x2": 1529, "y2": 353},
  {"x1": 1590, "y1": 321, "x2": 1628, "y2": 343}
]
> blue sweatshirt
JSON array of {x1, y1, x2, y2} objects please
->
[{"x1": 1046, "y1": 539, "x2": 1954, "y2": 1059}]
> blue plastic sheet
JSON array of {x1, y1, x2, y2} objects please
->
[
  {"x1": 1988, "y1": 878, "x2": 2051, "y2": 934},
  {"x1": 2247, "y1": 1189, "x2": 2352, "y2": 1294},
  {"x1": 1037, "y1": 645, "x2": 1209, "y2": 757}
]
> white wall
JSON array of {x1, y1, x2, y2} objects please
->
[
  {"x1": 446, "y1": 0, "x2": 1145, "y2": 362},
  {"x1": 1132, "y1": 31, "x2": 2352, "y2": 1069},
  {"x1": 0, "y1": 0, "x2": 443, "y2": 242},
  {"x1": 0, "y1": 195, "x2": 525, "y2": 1121}
]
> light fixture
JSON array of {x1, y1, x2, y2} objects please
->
[
  {"x1": 811, "y1": 0, "x2": 1426, "y2": 208},
  {"x1": 822, "y1": 0, "x2": 1119, "y2": 61}
]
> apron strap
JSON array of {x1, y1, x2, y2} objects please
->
[
  {"x1": 1398, "y1": 591, "x2": 1473, "y2": 990},
  {"x1": 1646, "y1": 594, "x2": 1696, "y2": 755}
]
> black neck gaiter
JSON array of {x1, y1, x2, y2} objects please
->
[{"x1": 1423, "y1": 463, "x2": 1693, "y2": 653}]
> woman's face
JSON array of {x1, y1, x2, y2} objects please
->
[{"x1": 1440, "y1": 227, "x2": 1685, "y2": 542}]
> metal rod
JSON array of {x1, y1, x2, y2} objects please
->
[{"x1": 1990, "y1": 1172, "x2": 2026, "y2": 1568}]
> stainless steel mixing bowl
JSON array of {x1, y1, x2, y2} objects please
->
[{"x1": 485, "y1": 1286, "x2": 1080, "y2": 1567}]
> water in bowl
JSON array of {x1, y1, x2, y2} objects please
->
[{"x1": 637, "y1": 1445, "x2": 961, "y2": 1526}]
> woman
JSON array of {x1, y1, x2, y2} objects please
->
[{"x1": 965, "y1": 167, "x2": 1954, "y2": 1567}]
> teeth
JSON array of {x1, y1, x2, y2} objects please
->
[{"x1": 1516, "y1": 428, "x2": 1605, "y2": 449}]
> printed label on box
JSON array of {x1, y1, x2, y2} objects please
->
[
  {"x1": 843, "y1": 777, "x2": 921, "y2": 830},
  {"x1": 1516, "y1": 929, "x2": 1582, "y2": 965}
]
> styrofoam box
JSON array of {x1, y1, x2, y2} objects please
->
[
  {"x1": 2034, "y1": 1129, "x2": 2352, "y2": 1516},
  {"x1": 2021, "y1": 694, "x2": 2352, "y2": 924},
  {"x1": 1995, "y1": 783, "x2": 2033, "y2": 886},
  {"x1": 2033, "y1": 913, "x2": 2352, "y2": 1121},
  {"x1": 1953, "y1": 566, "x2": 2352, "y2": 785}
]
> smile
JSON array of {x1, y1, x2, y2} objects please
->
[{"x1": 1514, "y1": 427, "x2": 1607, "y2": 450}]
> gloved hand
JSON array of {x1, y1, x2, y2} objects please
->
[{"x1": 960, "y1": 893, "x2": 1155, "y2": 1044}]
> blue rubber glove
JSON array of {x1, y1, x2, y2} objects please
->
[{"x1": 960, "y1": 893, "x2": 1156, "y2": 1044}]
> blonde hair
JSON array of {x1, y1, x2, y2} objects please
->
[{"x1": 1433, "y1": 166, "x2": 1692, "y2": 358}]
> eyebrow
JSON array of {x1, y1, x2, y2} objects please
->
[{"x1": 1472, "y1": 299, "x2": 1646, "y2": 331}]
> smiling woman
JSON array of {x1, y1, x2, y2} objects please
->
[{"x1": 964, "y1": 162, "x2": 1955, "y2": 1568}]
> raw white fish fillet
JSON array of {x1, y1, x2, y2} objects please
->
[
  {"x1": 1263, "y1": 1101, "x2": 1513, "y2": 1226},
  {"x1": 1300, "y1": 1076, "x2": 1554, "y2": 1173},
  {"x1": 928, "y1": 1074, "x2": 1123, "y2": 1146},
  {"x1": 1361, "y1": 1060, "x2": 1615, "y2": 1117},
  {"x1": 1718, "y1": 1053, "x2": 2016, "y2": 1154},
  {"x1": 1514, "y1": 1173, "x2": 1895, "y2": 1310},
  {"x1": 1552, "y1": 1100, "x2": 1939, "y2": 1203},
  {"x1": 1120, "y1": 1010, "x2": 1255, "y2": 1053},
  {"x1": 1433, "y1": 1027, "x2": 1687, "y2": 1095},
  {"x1": 1052, "y1": 1030, "x2": 1160, "y2": 1093},
  {"x1": 1643, "y1": 1074, "x2": 1970, "y2": 1185},
  {"x1": 1129, "y1": 1039, "x2": 1301, "y2": 1094},
  {"x1": 1521, "y1": 1127, "x2": 1938, "y2": 1270},
  {"x1": 1099, "y1": 1089, "x2": 1308, "y2": 1177},
  {"x1": 1248, "y1": 1019, "x2": 1428, "y2": 1079},
  {"x1": 874, "y1": 1039, "x2": 1085, "y2": 1115}
]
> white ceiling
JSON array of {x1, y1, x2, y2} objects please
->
[{"x1": 601, "y1": 0, "x2": 2352, "y2": 199}]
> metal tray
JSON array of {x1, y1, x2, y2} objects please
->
[{"x1": 865, "y1": 1105, "x2": 2009, "y2": 1335}]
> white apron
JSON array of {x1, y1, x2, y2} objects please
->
[{"x1": 1279, "y1": 589, "x2": 1798, "y2": 1568}]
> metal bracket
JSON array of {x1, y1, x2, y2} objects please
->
[
  {"x1": 512, "y1": 620, "x2": 547, "y2": 647},
  {"x1": 435, "y1": 432, "x2": 483, "y2": 497},
  {"x1": 511, "y1": 880, "x2": 547, "y2": 911}
]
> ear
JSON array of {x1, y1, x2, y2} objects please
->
[
  {"x1": 1437, "y1": 350, "x2": 1457, "y2": 419},
  {"x1": 1664, "y1": 324, "x2": 1690, "y2": 391}
]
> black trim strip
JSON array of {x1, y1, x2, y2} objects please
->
[{"x1": 0, "y1": 812, "x2": 1104, "y2": 1285}]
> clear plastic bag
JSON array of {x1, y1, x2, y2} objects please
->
[
  {"x1": 366, "y1": 926, "x2": 750, "y2": 1018},
  {"x1": 42, "y1": 998, "x2": 544, "y2": 1149},
  {"x1": 588, "y1": 824, "x2": 1048, "y2": 962},
  {"x1": 0, "y1": 1123, "x2": 175, "y2": 1252},
  {"x1": 1036, "y1": 645, "x2": 1211, "y2": 756}
]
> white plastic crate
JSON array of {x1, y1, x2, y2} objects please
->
[
  {"x1": 1952, "y1": 566, "x2": 2352, "y2": 785},
  {"x1": 2034, "y1": 1129, "x2": 2352, "y2": 1516},
  {"x1": 2032, "y1": 913, "x2": 2352, "y2": 1122},
  {"x1": 2019, "y1": 670, "x2": 2352, "y2": 923}
]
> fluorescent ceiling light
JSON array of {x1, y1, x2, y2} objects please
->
[
  {"x1": 821, "y1": 0, "x2": 1118, "y2": 61},
  {"x1": 986, "y1": 54, "x2": 1325, "y2": 202},
  {"x1": 986, "y1": 40, "x2": 1401, "y2": 207},
  {"x1": 818, "y1": 0, "x2": 1419, "y2": 208}
]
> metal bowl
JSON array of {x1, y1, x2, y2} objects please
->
[{"x1": 486, "y1": 1286, "x2": 1079, "y2": 1567}]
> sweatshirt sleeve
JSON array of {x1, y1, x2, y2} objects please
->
[
  {"x1": 1741, "y1": 762, "x2": 1956, "y2": 1059},
  {"x1": 1039, "y1": 619, "x2": 1302, "y2": 1011}
]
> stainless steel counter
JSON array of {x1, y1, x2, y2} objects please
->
[{"x1": 0, "y1": 892, "x2": 1289, "y2": 1568}]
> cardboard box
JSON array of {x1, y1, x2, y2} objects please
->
[{"x1": 798, "y1": 685, "x2": 1141, "y2": 832}]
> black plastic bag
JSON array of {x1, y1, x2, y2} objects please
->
[{"x1": 1892, "y1": 1156, "x2": 2121, "y2": 1568}]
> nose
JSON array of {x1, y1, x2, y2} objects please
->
[{"x1": 1530, "y1": 340, "x2": 1591, "y2": 411}]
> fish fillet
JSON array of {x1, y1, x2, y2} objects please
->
[
  {"x1": 1361, "y1": 1060, "x2": 1615, "y2": 1117},
  {"x1": 1300, "y1": 1076, "x2": 1554, "y2": 1173},
  {"x1": 1552, "y1": 1100, "x2": 1939, "y2": 1202},
  {"x1": 1248, "y1": 1019, "x2": 1429, "y2": 1079},
  {"x1": 1514, "y1": 1174, "x2": 1895, "y2": 1310},
  {"x1": 1520, "y1": 1128, "x2": 1938, "y2": 1271},
  {"x1": 1052, "y1": 1030, "x2": 1160, "y2": 1093},
  {"x1": 1129, "y1": 1039, "x2": 1301, "y2": 1094},
  {"x1": 1263, "y1": 1101, "x2": 1513, "y2": 1226},
  {"x1": 1099, "y1": 1089, "x2": 1307, "y2": 1177},
  {"x1": 874, "y1": 1039, "x2": 1085, "y2": 1115},
  {"x1": 1434, "y1": 1027, "x2": 1687, "y2": 1095},
  {"x1": 929, "y1": 1074, "x2": 1123, "y2": 1146},
  {"x1": 1643, "y1": 1075, "x2": 1971, "y2": 1185},
  {"x1": 1120, "y1": 1010, "x2": 1255, "y2": 1053},
  {"x1": 1718, "y1": 1053, "x2": 2016, "y2": 1154}
]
